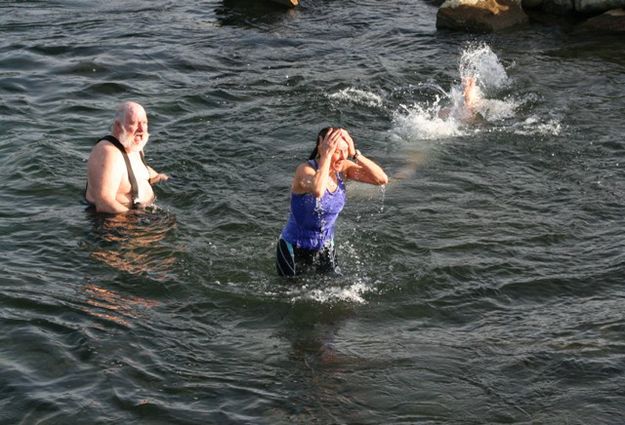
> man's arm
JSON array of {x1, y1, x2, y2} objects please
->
[
  {"x1": 87, "y1": 144, "x2": 130, "y2": 214},
  {"x1": 147, "y1": 165, "x2": 169, "y2": 184}
]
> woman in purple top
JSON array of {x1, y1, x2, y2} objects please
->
[{"x1": 277, "y1": 127, "x2": 388, "y2": 277}]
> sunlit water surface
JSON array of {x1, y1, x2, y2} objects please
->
[{"x1": 1, "y1": 1, "x2": 625, "y2": 423}]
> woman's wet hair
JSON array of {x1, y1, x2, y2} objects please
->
[{"x1": 309, "y1": 127, "x2": 334, "y2": 160}]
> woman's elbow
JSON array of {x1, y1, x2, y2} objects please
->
[
  {"x1": 312, "y1": 189, "x2": 324, "y2": 198},
  {"x1": 376, "y1": 173, "x2": 389, "y2": 185}
]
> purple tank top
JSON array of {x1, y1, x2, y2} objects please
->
[{"x1": 281, "y1": 160, "x2": 346, "y2": 251}]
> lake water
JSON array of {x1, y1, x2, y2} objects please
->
[{"x1": 2, "y1": 1, "x2": 625, "y2": 423}]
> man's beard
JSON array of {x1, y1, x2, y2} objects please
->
[{"x1": 119, "y1": 128, "x2": 149, "y2": 153}]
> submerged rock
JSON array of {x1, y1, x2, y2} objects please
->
[
  {"x1": 581, "y1": 7, "x2": 625, "y2": 30},
  {"x1": 522, "y1": 0, "x2": 544, "y2": 8},
  {"x1": 436, "y1": 0, "x2": 529, "y2": 32},
  {"x1": 575, "y1": 0, "x2": 625, "y2": 13},
  {"x1": 542, "y1": 0, "x2": 575, "y2": 14}
]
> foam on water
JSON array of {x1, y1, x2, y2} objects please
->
[
  {"x1": 286, "y1": 280, "x2": 370, "y2": 304},
  {"x1": 328, "y1": 87, "x2": 384, "y2": 108},
  {"x1": 511, "y1": 116, "x2": 563, "y2": 136}
]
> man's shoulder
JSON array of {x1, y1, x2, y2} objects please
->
[
  {"x1": 89, "y1": 138, "x2": 124, "y2": 163},
  {"x1": 93, "y1": 138, "x2": 121, "y2": 152}
]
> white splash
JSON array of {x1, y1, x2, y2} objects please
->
[
  {"x1": 391, "y1": 43, "x2": 521, "y2": 142},
  {"x1": 458, "y1": 43, "x2": 510, "y2": 92},
  {"x1": 282, "y1": 240, "x2": 376, "y2": 304},
  {"x1": 393, "y1": 101, "x2": 465, "y2": 141}
]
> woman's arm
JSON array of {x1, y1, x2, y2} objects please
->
[
  {"x1": 344, "y1": 152, "x2": 388, "y2": 185},
  {"x1": 292, "y1": 128, "x2": 342, "y2": 198},
  {"x1": 339, "y1": 130, "x2": 388, "y2": 185}
]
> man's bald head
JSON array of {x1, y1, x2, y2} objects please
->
[{"x1": 112, "y1": 101, "x2": 149, "y2": 152}]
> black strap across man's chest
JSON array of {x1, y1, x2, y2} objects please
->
[{"x1": 100, "y1": 135, "x2": 149, "y2": 205}]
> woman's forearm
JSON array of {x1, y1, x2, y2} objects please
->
[
  {"x1": 311, "y1": 155, "x2": 333, "y2": 197},
  {"x1": 349, "y1": 152, "x2": 388, "y2": 185}
]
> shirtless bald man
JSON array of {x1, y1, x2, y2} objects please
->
[{"x1": 85, "y1": 101, "x2": 168, "y2": 214}]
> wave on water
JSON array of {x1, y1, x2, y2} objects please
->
[
  {"x1": 328, "y1": 87, "x2": 384, "y2": 109},
  {"x1": 391, "y1": 43, "x2": 561, "y2": 142}
]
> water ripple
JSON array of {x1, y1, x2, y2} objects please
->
[{"x1": 2, "y1": 1, "x2": 625, "y2": 424}]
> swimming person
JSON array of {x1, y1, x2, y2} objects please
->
[
  {"x1": 437, "y1": 75, "x2": 482, "y2": 121},
  {"x1": 462, "y1": 76, "x2": 481, "y2": 115},
  {"x1": 85, "y1": 101, "x2": 169, "y2": 214},
  {"x1": 276, "y1": 127, "x2": 388, "y2": 277}
]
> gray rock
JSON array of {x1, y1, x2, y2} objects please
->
[
  {"x1": 581, "y1": 7, "x2": 625, "y2": 30},
  {"x1": 437, "y1": 0, "x2": 529, "y2": 32}
]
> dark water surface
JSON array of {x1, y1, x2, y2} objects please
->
[{"x1": 2, "y1": 1, "x2": 625, "y2": 423}]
